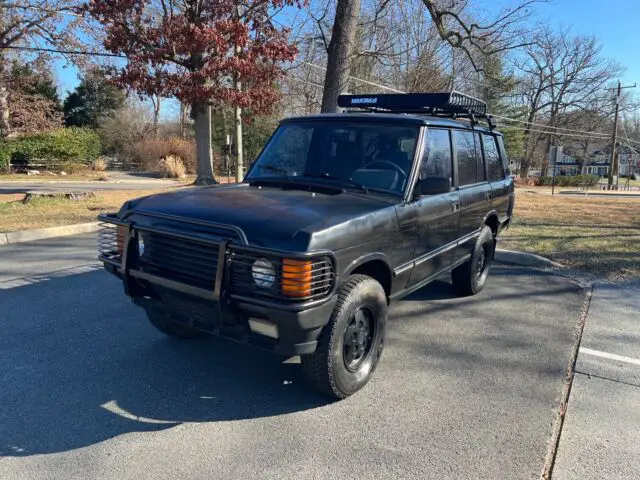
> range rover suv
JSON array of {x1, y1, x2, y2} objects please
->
[{"x1": 98, "y1": 92, "x2": 514, "y2": 399}]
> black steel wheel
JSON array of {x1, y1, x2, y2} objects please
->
[
  {"x1": 301, "y1": 274, "x2": 387, "y2": 399},
  {"x1": 452, "y1": 225, "x2": 495, "y2": 296},
  {"x1": 343, "y1": 307, "x2": 376, "y2": 372}
]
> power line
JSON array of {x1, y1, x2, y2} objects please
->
[
  {"x1": 300, "y1": 61, "x2": 404, "y2": 93},
  {"x1": 621, "y1": 120, "x2": 640, "y2": 154},
  {"x1": 1, "y1": 45, "x2": 125, "y2": 58},
  {"x1": 490, "y1": 113, "x2": 611, "y2": 138},
  {"x1": 285, "y1": 76, "x2": 325, "y2": 90},
  {"x1": 504, "y1": 125, "x2": 614, "y2": 141}
]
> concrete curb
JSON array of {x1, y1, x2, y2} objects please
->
[
  {"x1": 495, "y1": 248, "x2": 565, "y2": 269},
  {"x1": 0, "y1": 222, "x2": 99, "y2": 245}
]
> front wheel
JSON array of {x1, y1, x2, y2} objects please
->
[
  {"x1": 301, "y1": 274, "x2": 387, "y2": 399},
  {"x1": 452, "y1": 225, "x2": 495, "y2": 296}
]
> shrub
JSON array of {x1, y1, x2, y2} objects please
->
[
  {"x1": 158, "y1": 155, "x2": 186, "y2": 178},
  {"x1": 91, "y1": 158, "x2": 107, "y2": 171},
  {"x1": 56, "y1": 161, "x2": 91, "y2": 174},
  {"x1": 0, "y1": 128, "x2": 101, "y2": 170},
  {"x1": 535, "y1": 174, "x2": 600, "y2": 187},
  {"x1": 129, "y1": 137, "x2": 198, "y2": 174}
]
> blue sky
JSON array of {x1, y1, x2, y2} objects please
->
[
  {"x1": 535, "y1": 0, "x2": 639, "y2": 85},
  {"x1": 54, "y1": 0, "x2": 639, "y2": 98}
]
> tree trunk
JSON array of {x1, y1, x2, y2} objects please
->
[
  {"x1": 179, "y1": 102, "x2": 187, "y2": 138},
  {"x1": 192, "y1": 100, "x2": 217, "y2": 185},
  {"x1": 152, "y1": 95, "x2": 161, "y2": 138},
  {"x1": 234, "y1": 105, "x2": 244, "y2": 183},
  {"x1": 320, "y1": 0, "x2": 362, "y2": 113},
  {"x1": 0, "y1": 55, "x2": 10, "y2": 139}
]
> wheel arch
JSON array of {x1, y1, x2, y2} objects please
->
[
  {"x1": 342, "y1": 254, "x2": 393, "y2": 299},
  {"x1": 482, "y1": 210, "x2": 500, "y2": 237}
]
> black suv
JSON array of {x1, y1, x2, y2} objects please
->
[{"x1": 98, "y1": 92, "x2": 514, "y2": 399}]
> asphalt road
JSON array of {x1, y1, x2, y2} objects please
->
[
  {"x1": 0, "y1": 234, "x2": 585, "y2": 479},
  {"x1": 0, "y1": 180, "x2": 179, "y2": 194}
]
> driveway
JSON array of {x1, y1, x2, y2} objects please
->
[{"x1": 0, "y1": 234, "x2": 585, "y2": 479}]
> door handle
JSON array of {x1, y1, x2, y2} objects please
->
[
  {"x1": 451, "y1": 202, "x2": 460, "y2": 212},
  {"x1": 485, "y1": 192, "x2": 492, "y2": 200}
]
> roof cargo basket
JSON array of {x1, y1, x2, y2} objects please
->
[{"x1": 337, "y1": 91, "x2": 494, "y2": 129}]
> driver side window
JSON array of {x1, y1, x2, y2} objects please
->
[{"x1": 420, "y1": 128, "x2": 453, "y2": 182}]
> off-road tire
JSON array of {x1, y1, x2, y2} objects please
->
[
  {"x1": 145, "y1": 303, "x2": 202, "y2": 339},
  {"x1": 452, "y1": 225, "x2": 495, "y2": 296},
  {"x1": 301, "y1": 274, "x2": 387, "y2": 399}
]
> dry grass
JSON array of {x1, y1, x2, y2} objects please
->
[
  {"x1": 158, "y1": 155, "x2": 186, "y2": 178},
  {"x1": 130, "y1": 137, "x2": 198, "y2": 174},
  {"x1": 91, "y1": 158, "x2": 108, "y2": 171},
  {"x1": 501, "y1": 189, "x2": 640, "y2": 281},
  {"x1": 0, "y1": 189, "x2": 171, "y2": 232}
]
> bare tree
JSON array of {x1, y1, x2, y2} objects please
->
[
  {"x1": 0, "y1": 1, "x2": 83, "y2": 136},
  {"x1": 513, "y1": 27, "x2": 623, "y2": 176},
  {"x1": 421, "y1": 0, "x2": 545, "y2": 70},
  {"x1": 320, "y1": 0, "x2": 362, "y2": 112},
  {"x1": 317, "y1": 0, "x2": 546, "y2": 112}
]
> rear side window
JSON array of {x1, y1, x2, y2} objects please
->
[
  {"x1": 483, "y1": 134, "x2": 504, "y2": 181},
  {"x1": 420, "y1": 128, "x2": 453, "y2": 181},
  {"x1": 454, "y1": 130, "x2": 480, "y2": 186}
]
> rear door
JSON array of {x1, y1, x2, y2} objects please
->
[
  {"x1": 482, "y1": 133, "x2": 513, "y2": 221},
  {"x1": 453, "y1": 129, "x2": 491, "y2": 260}
]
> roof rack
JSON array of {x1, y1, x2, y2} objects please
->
[{"x1": 337, "y1": 91, "x2": 494, "y2": 129}]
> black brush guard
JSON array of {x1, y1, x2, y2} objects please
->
[{"x1": 97, "y1": 212, "x2": 338, "y2": 354}]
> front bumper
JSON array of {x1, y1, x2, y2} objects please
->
[{"x1": 98, "y1": 212, "x2": 337, "y2": 356}]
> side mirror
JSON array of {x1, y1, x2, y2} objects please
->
[{"x1": 416, "y1": 176, "x2": 451, "y2": 197}]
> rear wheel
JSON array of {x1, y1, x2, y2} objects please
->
[
  {"x1": 145, "y1": 303, "x2": 202, "y2": 339},
  {"x1": 452, "y1": 225, "x2": 495, "y2": 296},
  {"x1": 301, "y1": 274, "x2": 387, "y2": 399}
]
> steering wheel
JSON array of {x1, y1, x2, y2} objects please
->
[{"x1": 362, "y1": 160, "x2": 407, "y2": 178}]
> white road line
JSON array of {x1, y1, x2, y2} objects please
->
[{"x1": 580, "y1": 347, "x2": 640, "y2": 367}]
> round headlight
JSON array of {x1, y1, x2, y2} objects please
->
[{"x1": 251, "y1": 258, "x2": 276, "y2": 288}]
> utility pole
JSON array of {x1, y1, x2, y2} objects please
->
[
  {"x1": 607, "y1": 81, "x2": 637, "y2": 188},
  {"x1": 234, "y1": 4, "x2": 244, "y2": 183}
]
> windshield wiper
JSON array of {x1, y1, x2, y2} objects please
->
[
  {"x1": 304, "y1": 173, "x2": 368, "y2": 194},
  {"x1": 257, "y1": 164, "x2": 290, "y2": 175}
]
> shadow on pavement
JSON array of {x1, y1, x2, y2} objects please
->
[
  {"x1": 0, "y1": 270, "x2": 329, "y2": 457},
  {"x1": 0, "y1": 265, "x2": 583, "y2": 459}
]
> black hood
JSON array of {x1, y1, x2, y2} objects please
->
[{"x1": 121, "y1": 184, "x2": 394, "y2": 251}]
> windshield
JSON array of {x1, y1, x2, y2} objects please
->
[{"x1": 247, "y1": 122, "x2": 420, "y2": 195}]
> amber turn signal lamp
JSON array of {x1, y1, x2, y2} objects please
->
[
  {"x1": 281, "y1": 259, "x2": 313, "y2": 298},
  {"x1": 116, "y1": 225, "x2": 126, "y2": 254}
]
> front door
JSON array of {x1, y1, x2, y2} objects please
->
[{"x1": 407, "y1": 128, "x2": 460, "y2": 286}]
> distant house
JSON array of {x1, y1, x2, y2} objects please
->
[
  {"x1": 550, "y1": 150, "x2": 581, "y2": 176},
  {"x1": 617, "y1": 145, "x2": 640, "y2": 176},
  {"x1": 582, "y1": 150, "x2": 609, "y2": 176}
]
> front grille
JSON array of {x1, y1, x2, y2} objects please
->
[
  {"x1": 230, "y1": 251, "x2": 334, "y2": 302},
  {"x1": 139, "y1": 232, "x2": 219, "y2": 290},
  {"x1": 97, "y1": 221, "x2": 123, "y2": 263}
]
